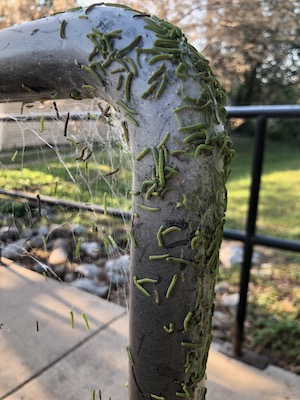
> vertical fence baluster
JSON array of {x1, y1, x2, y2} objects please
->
[{"x1": 233, "y1": 116, "x2": 267, "y2": 356}]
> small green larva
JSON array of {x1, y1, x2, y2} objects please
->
[
  {"x1": 81, "y1": 64, "x2": 102, "y2": 81},
  {"x1": 116, "y1": 100, "x2": 138, "y2": 115},
  {"x1": 148, "y1": 63, "x2": 166, "y2": 84},
  {"x1": 40, "y1": 116, "x2": 44, "y2": 132},
  {"x1": 89, "y1": 61, "x2": 106, "y2": 78},
  {"x1": 146, "y1": 183, "x2": 158, "y2": 200},
  {"x1": 178, "y1": 122, "x2": 206, "y2": 132},
  {"x1": 88, "y1": 47, "x2": 99, "y2": 62},
  {"x1": 181, "y1": 341, "x2": 202, "y2": 349},
  {"x1": 149, "y1": 254, "x2": 170, "y2": 260},
  {"x1": 156, "y1": 225, "x2": 165, "y2": 247},
  {"x1": 157, "y1": 131, "x2": 170, "y2": 149},
  {"x1": 154, "y1": 46, "x2": 181, "y2": 55},
  {"x1": 102, "y1": 51, "x2": 116, "y2": 68},
  {"x1": 175, "y1": 62, "x2": 187, "y2": 80},
  {"x1": 75, "y1": 238, "x2": 82, "y2": 259},
  {"x1": 108, "y1": 235, "x2": 118, "y2": 249},
  {"x1": 166, "y1": 274, "x2": 178, "y2": 299},
  {"x1": 82, "y1": 313, "x2": 90, "y2": 331},
  {"x1": 116, "y1": 74, "x2": 124, "y2": 91},
  {"x1": 163, "y1": 323, "x2": 174, "y2": 333},
  {"x1": 141, "y1": 179, "x2": 159, "y2": 191},
  {"x1": 148, "y1": 54, "x2": 174, "y2": 64},
  {"x1": 143, "y1": 18, "x2": 168, "y2": 35},
  {"x1": 125, "y1": 112, "x2": 139, "y2": 126},
  {"x1": 166, "y1": 257, "x2": 190, "y2": 265},
  {"x1": 136, "y1": 278, "x2": 158, "y2": 284},
  {"x1": 102, "y1": 237, "x2": 110, "y2": 254},
  {"x1": 115, "y1": 57, "x2": 130, "y2": 72},
  {"x1": 126, "y1": 345, "x2": 134, "y2": 364},
  {"x1": 136, "y1": 147, "x2": 150, "y2": 161},
  {"x1": 124, "y1": 56, "x2": 138, "y2": 76},
  {"x1": 162, "y1": 145, "x2": 169, "y2": 164},
  {"x1": 156, "y1": 73, "x2": 168, "y2": 99},
  {"x1": 164, "y1": 166, "x2": 179, "y2": 176},
  {"x1": 154, "y1": 38, "x2": 179, "y2": 48},
  {"x1": 125, "y1": 71, "x2": 134, "y2": 102},
  {"x1": 161, "y1": 226, "x2": 182, "y2": 236},
  {"x1": 118, "y1": 35, "x2": 142, "y2": 56},
  {"x1": 129, "y1": 229, "x2": 137, "y2": 248},
  {"x1": 107, "y1": 29, "x2": 122, "y2": 39},
  {"x1": 158, "y1": 148, "x2": 165, "y2": 188},
  {"x1": 175, "y1": 384, "x2": 191, "y2": 398},
  {"x1": 129, "y1": 190, "x2": 141, "y2": 195},
  {"x1": 111, "y1": 67, "x2": 126, "y2": 74},
  {"x1": 136, "y1": 47, "x2": 159, "y2": 67},
  {"x1": 170, "y1": 150, "x2": 188, "y2": 156},
  {"x1": 141, "y1": 81, "x2": 158, "y2": 99},
  {"x1": 191, "y1": 235, "x2": 201, "y2": 250},
  {"x1": 82, "y1": 84, "x2": 97, "y2": 92},
  {"x1": 11, "y1": 150, "x2": 18, "y2": 162},
  {"x1": 60, "y1": 20, "x2": 67, "y2": 39},
  {"x1": 182, "y1": 131, "x2": 207, "y2": 144},
  {"x1": 137, "y1": 203, "x2": 160, "y2": 212},
  {"x1": 183, "y1": 311, "x2": 193, "y2": 332},
  {"x1": 21, "y1": 83, "x2": 38, "y2": 93},
  {"x1": 194, "y1": 144, "x2": 214, "y2": 158},
  {"x1": 133, "y1": 276, "x2": 151, "y2": 297},
  {"x1": 151, "y1": 394, "x2": 166, "y2": 400}
]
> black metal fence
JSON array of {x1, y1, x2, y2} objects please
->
[
  {"x1": 1, "y1": 104, "x2": 300, "y2": 364},
  {"x1": 224, "y1": 105, "x2": 300, "y2": 361}
]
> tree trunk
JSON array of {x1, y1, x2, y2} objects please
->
[{"x1": 0, "y1": 4, "x2": 234, "y2": 399}]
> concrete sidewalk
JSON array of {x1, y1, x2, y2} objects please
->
[{"x1": 0, "y1": 260, "x2": 299, "y2": 400}]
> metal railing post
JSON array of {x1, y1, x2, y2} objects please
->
[
  {"x1": 233, "y1": 115, "x2": 267, "y2": 356},
  {"x1": 0, "y1": 6, "x2": 233, "y2": 398}
]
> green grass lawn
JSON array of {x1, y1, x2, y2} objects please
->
[
  {"x1": 0, "y1": 143, "x2": 132, "y2": 210},
  {"x1": 1, "y1": 135, "x2": 300, "y2": 240},
  {"x1": 226, "y1": 135, "x2": 300, "y2": 240}
]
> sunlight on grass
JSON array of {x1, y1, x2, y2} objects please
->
[
  {"x1": 225, "y1": 136, "x2": 300, "y2": 240},
  {"x1": 1, "y1": 135, "x2": 299, "y2": 239}
]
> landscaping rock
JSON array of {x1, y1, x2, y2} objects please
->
[
  {"x1": 75, "y1": 263, "x2": 100, "y2": 279},
  {"x1": 64, "y1": 272, "x2": 76, "y2": 283},
  {"x1": 221, "y1": 292, "x2": 240, "y2": 308},
  {"x1": 80, "y1": 241, "x2": 101, "y2": 259},
  {"x1": 71, "y1": 278, "x2": 109, "y2": 298},
  {"x1": 47, "y1": 226, "x2": 72, "y2": 241},
  {"x1": 0, "y1": 226, "x2": 20, "y2": 242},
  {"x1": 30, "y1": 235, "x2": 45, "y2": 249},
  {"x1": 105, "y1": 254, "x2": 130, "y2": 286},
  {"x1": 38, "y1": 225, "x2": 49, "y2": 237},
  {"x1": 48, "y1": 247, "x2": 69, "y2": 265},
  {"x1": 71, "y1": 224, "x2": 87, "y2": 236},
  {"x1": 212, "y1": 311, "x2": 230, "y2": 329},
  {"x1": 48, "y1": 239, "x2": 73, "y2": 265},
  {"x1": 2, "y1": 239, "x2": 31, "y2": 260},
  {"x1": 215, "y1": 281, "x2": 231, "y2": 294},
  {"x1": 219, "y1": 242, "x2": 261, "y2": 268},
  {"x1": 33, "y1": 262, "x2": 47, "y2": 274}
]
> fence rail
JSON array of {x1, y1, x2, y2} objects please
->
[
  {"x1": 225, "y1": 105, "x2": 300, "y2": 360},
  {"x1": 1, "y1": 104, "x2": 300, "y2": 364}
]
